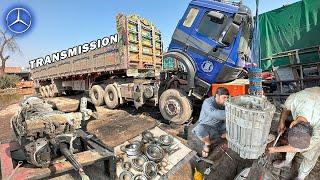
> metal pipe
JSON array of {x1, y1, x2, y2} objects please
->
[{"x1": 59, "y1": 143, "x2": 89, "y2": 179}]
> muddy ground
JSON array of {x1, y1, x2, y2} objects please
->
[{"x1": 0, "y1": 93, "x2": 319, "y2": 180}]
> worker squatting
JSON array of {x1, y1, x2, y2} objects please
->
[{"x1": 29, "y1": 34, "x2": 118, "y2": 69}]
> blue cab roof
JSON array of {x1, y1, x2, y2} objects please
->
[{"x1": 190, "y1": 0, "x2": 239, "y2": 14}]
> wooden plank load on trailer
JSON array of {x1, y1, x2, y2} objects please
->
[
  {"x1": 31, "y1": 14, "x2": 163, "y2": 81},
  {"x1": 31, "y1": 14, "x2": 164, "y2": 110}
]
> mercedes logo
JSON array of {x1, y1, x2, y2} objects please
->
[{"x1": 6, "y1": 8, "x2": 32, "y2": 34}]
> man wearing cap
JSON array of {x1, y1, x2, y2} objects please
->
[
  {"x1": 192, "y1": 87, "x2": 230, "y2": 158},
  {"x1": 268, "y1": 87, "x2": 320, "y2": 180}
]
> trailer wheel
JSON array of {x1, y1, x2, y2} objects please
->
[
  {"x1": 104, "y1": 84, "x2": 119, "y2": 109},
  {"x1": 159, "y1": 89, "x2": 192, "y2": 124},
  {"x1": 46, "y1": 85, "x2": 54, "y2": 97},
  {"x1": 42, "y1": 86, "x2": 49, "y2": 98},
  {"x1": 89, "y1": 85, "x2": 105, "y2": 106},
  {"x1": 45, "y1": 85, "x2": 50, "y2": 97},
  {"x1": 50, "y1": 84, "x2": 57, "y2": 97},
  {"x1": 39, "y1": 86, "x2": 46, "y2": 97}
]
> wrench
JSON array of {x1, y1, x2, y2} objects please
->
[
  {"x1": 195, "y1": 154, "x2": 215, "y2": 165},
  {"x1": 7, "y1": 161, "x2": 23, "y2": 180}
]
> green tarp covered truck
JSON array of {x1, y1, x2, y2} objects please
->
[{"x1": 259, "y1": 0, "x2": 320, "y2": 71}]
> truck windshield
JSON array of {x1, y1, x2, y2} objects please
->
[{"x1": 197, "y1": 12, "x2": 232, "y2": 41}]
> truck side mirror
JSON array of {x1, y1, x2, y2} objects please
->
[
  {"x1": 208, "y1": 11, "x2": 224, "y2": 24},
  {"x1": 221, "y1": 23, "x2": 240, "y2": 46}
]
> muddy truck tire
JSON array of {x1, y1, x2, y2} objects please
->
[
  {"x1": 50, "y1": 84, "x2": 57, "y2": 97},
  {"x1": 104, "y1": 84, "x2": 119, "y2": 109},
  {"x1": 46, "y1": 85, "x2": 54, "y2": 97},
  {"x1": 89, "y1": 85, "x2": 105, "y2": 106},
  {"x1": 159, "y1": 89, "x2": 192, "y2": 124},
  {"x1": 43, "y1": 86, "x2": 49, "y2": 98},
  {"x1": 39, "y1": 86, "x2": 46, "y2": 97}
]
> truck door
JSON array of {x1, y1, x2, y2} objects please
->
[
  {"x1": 170, "y1": 6, "x2": 200, "y2": 52},
  {"x1": 185, "y1": 9, "x2": 234, "y2": 84}
]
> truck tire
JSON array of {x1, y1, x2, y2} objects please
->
[
  {"x1": 43, "y1": 86, "x2": 49, "y2": 98},
  {"x1": 46, "y1": 85, "x2": 54, "y2": 97},
  {"x1": 89, "y1": 85, "x2": 104, "y2": 106},
  {"x1": 104, "y1": 84, "x2": 119, "y2": 109},
  {"x1": 159, "y1": 89, "x2": 192, "y2": 124},
  {"x1": 39, "y1": 86, "x2": 46, "y2": 97},
  {"x1": 50, "y1": 84, "x2": 57, "y2": 97}
]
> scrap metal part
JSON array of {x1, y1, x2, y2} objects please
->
[
  {"x1": 121, "y1": 141, "x2": 142, "y2": 157},
  {"x1": 142, "y1": 130, "x2": 155, "y2": 143},
  {"x1": 119, "y1": 170, "x2": 134, "y2": 180},
  {"x1": 11, "y1": 96, "x2": 96, "y2": 173},
  {"x1": 121, "y1": 161, "x2": 131, "y2": 171},
  {"x1": 132, "y1": 155, "x2": 148, "y2": 172},
  {"x1": 159, "y1": 135, "x2": 174, "y2": 146},
  {"x1": 143, "y1": 161, "x2": 158, "y2": 179},
  {"x1": 145, "y1": 144, "x2": 164, "y2": 162},
  {"x1": 132, "y1": 174, "x2": 148, "y2": 180}
]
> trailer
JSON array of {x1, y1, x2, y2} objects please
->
[{"x1": 31, "y1": 14, "x2": 163, "y2": 109}]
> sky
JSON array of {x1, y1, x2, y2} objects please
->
[{"x1": 0, "y1": 0, "x2": 301, "y2": 68}]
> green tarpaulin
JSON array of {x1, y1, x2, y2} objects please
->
[{"x1": 259, "y1": 0, "x2": 320, "y2": 71}]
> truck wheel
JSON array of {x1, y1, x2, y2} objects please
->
[
  {"x1": 42, "y1": 86, "x2": 49, "y2": 98},
  {"x1": 89, "y1": 85, "x2": 104, "y2": 106},
  {"x1": 46, "y1": 85, "x2": 54, "y2": 97},
  {"x1": 39, "y1": 86, "x2": 45, "y2": 97},
  {"x1": 45, "y1": 85, "x2": 50, "y2": 97},
  {"x1": 159, "y1": 89, "x2": 192, "y2": 124},
  {"x1": 50, "y1": 84, "x2": 57, "y2": 97},
  {"x1": 104, "y1": 84, "x2": 119, "y2": 109}
]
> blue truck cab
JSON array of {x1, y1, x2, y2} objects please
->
[{"x1": 159, "y1": 0, "x2": 253, "y2": 124}]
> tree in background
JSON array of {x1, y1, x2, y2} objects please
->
[
  {"x1": 0, "y1": 74, "x2": 19, "y2": 89},
  {"x1": 0, "y1": 29, "x2": 20, "y2": 76}
]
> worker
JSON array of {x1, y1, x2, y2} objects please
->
[
  {"x1": 268, "y1": 86, "x2": 320, "y2": 180},
  {"x1": 192, "y1": 87, "x2": 229, "y2": 158}
]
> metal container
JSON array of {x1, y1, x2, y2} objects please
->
[
  {"x1": 225, "y1": 95, "x2": 275, "y2": 159},
  {"x1": 145, "y1": 144, "x2": 164, "y2": 162},
  {"x1": 121, "y1": 141, "x2": 142, "y2": 157}
]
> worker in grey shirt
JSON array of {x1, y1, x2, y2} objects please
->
[{"x1": 192, "y1": 87, "x2": 229, "y2": 157}]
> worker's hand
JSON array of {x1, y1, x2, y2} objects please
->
[
  {"x1": 289, "y1": 116, "x2": 307, "y2": 128},
  {"x1": 268, "y1": 147, "x2": 277, "y2": 154},
  {"x1": 277, "y1": 121, "x2": 286, "y2": 135},
  {"x1": 289, "y1": 120, "x2": 299, "y2": 128}
]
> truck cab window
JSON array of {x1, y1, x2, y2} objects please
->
[
  {"x1": 183, "y1": 8, "x2": 199, "y2": 27},
  {"x1": 198, "y1": 11, "x2": 230, "y2": 41}
]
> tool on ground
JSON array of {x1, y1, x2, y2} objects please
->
[
  {"x1": 7, "y1": 161, "x2": 23, "y2": 180},
  {"x1": 195, "y1": 154, "x2": 215, "y2": 165},
  {"x1": 219, "y1": 146, "x2": 233, "y2": 161},
  {"x1": 204, "y1": 166, "x2": 213, "y2": 175},
  {"x1": 195, "y1": 154, "x2": 215, "y2": 176}
]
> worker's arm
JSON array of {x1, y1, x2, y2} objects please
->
[
  {"x1": 268, "y1": 145, "x2": 301, "y2": 154},
  {"x1": 277, "y1": 108, "x2": 291, "y2": 134},
  {"x1": 290, "y1": 116, "x2": 308, "y2": 128}
]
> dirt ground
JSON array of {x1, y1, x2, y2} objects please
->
[
  {"x1": 1, "y1": 94, "x2": 320, "y2": 180},
  {"x1": 0, "y1": 95, "x2": 194, "y2": 179}
]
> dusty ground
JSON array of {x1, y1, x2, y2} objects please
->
[{"x1": 0, "y1": 95, "x2": 194, "y2": 179}]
